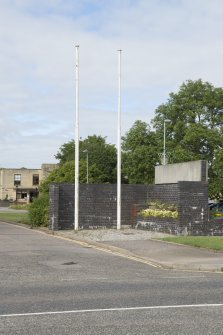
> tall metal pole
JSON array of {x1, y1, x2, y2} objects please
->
[
  {"x1": 117, "y1": 50, "x2": 122, "y2": 230},
  {"x1": 74, "y1": 45, "x2": 79, "y2": 230},
  {"x1": 163, "y1": 120, "x2": 166, "y2": 166}
]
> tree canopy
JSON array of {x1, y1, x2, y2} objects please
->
[
  {"x1": 122, "y1": 120, "x2": 159, "y2": 184},
  {"x1": 40, "y1": 79, "x2": 223, "y2": 199},
  {"x1": 152, "y1": 79, "x2": 223, "y2": 198},
  {"x1": 40, "y1": 135, "x2": 117, "y2": 192}
]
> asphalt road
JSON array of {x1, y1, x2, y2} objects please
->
[{"x1": 1, "y1": 222, "x2": 223, "y2": 334}]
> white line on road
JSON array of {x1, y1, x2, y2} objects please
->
[{"x1": 1, "y1": 304, "x2": 223, "y2": 318}]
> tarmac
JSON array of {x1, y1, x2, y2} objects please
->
[
  {"x1": 1, "y1": 211, "x2": 223, "y2": 273},
  {"x1": 52, "y1": 228, "x2": 223, "y2": 273}
]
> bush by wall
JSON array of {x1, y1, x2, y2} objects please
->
[
  {"x1": 29, "y1": 194, "x2": 49, "y2": 227},
  {"x1": 139, "y1": 200, "x2": 178, "y2": 219}
]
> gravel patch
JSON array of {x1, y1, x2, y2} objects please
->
[{"x1": 58, "y1": 228, "x2": 171, "y2": 242}]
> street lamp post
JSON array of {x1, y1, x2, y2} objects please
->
[
  {"x1": 83, "y1": 149, "x2": 89, "y2": 184},
  {"x1": 163, "y1": 119, "x2": 171, "y2": 165}
]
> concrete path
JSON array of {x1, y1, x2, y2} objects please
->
[
  {"x1": 104, "y1": 239, "x2": 223, "y2": 272},
  {"x1": 0, "y1": 207, "x2": 28, "y2": 213}
]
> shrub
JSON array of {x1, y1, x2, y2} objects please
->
[
  {"x1": 139, "y1": 208, "x2": 178, "y2": 219},
  {"x1": 10, "y1": 203, "x2": 30, "y2": 210},
  {"x1": 147, "y1": 200, "x2": 177, "y2": 212},
  {"x1": 139, "y1": 200, "x2": 178, "y2": 219},
  {"x1": 29, "y1": 194, "x2": 49, "y2": 227}
]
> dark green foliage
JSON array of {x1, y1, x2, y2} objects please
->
[
  {"x1": 55, "y1": 135, "x2": 117, "y2": 184},
  {"x1": 122, "y1": 120, "x2": 159, "y2": 184},
  {"x1": 41, "y1": 79, "x2": 223, "y2": 201},
  {"x1": 29, "y1": 194, "x2": 49, "y2": 227},
  {"x1": 152, "y1": 79, "x2": 223, "y2": 198},
  {"x1": 55, "y1": 140, "x2": 75, "y2": 163},
  {"x1": 39, "y1": 161, "x2": 75, "y2": 193}
]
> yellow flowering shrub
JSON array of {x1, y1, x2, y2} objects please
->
[{"x1": 139, "y1": 201, "x2": 178, "y2": 219}]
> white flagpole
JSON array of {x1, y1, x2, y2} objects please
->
[
  {"x1": 74, "y1": 45, "x2": 79, "y2": 230},
  {"x1": 117, "y1": 49, "x2": 122, "y2": 230}
]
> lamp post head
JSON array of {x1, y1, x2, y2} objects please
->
[{"x1": 164, "y1": 119, "x2": 171, "y2": 123}]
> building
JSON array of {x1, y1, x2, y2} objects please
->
[{"x1": 0, "y1": 164, "x2": 57, "y2": 203}]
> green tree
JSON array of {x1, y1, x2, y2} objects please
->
[
  {"x1": 152, "y1": 79, "x2": 223, "y2": 198},
  {"x1": 55, "y1": 140, "x2": 75, "y2": 163},
  {"x1": 39, "y1": 161, "x2": 75, "y2": 193},
  {"x1": 41, "y1": 135, "x2": 117, "y2": 190},
  {"x1": 209, "y1": 148, "x2": 223, "y2": 199},
  {"x1": 122, "y1": 120, "x2": 159, "y2": 184}
]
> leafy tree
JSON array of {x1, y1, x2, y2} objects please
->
[
  {"x1": 152, "y1": 79, "x2": 223, "y2": 198},
  {"x1": 55, "y1": 140, "x2": 75, "y2": 163},
  {"x1": 77, "y1": 135, "x2": 117, "y2": 183},
  {"x1": 40, "y1": 136, "x2": 117, "y2": 192},
  {"x1": 39, "y1": 161, "x2": 75, "y2": 193},
  {"x1": 122, "y1": 120, "x2": 159, "y2": 184},
  {"x1": 209, "y1": 148, "x2": 223, "y2": 199}
]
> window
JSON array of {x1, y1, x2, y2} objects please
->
[
  {"x1": 33, "y1": 174, "x2": 39, "y2": 185},
  {"x1": 14, "y1": 174, "x2": 21, "y2": 186},
  {"x1": 21, "y1": 192, "x2": 27, "y2": 199}
]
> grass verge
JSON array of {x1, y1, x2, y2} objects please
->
[
  {"x1": 9, "y1": 204, "x2": 30, "y2": 210},
  {"x1": 156, "y1": 236, "x2": 223, "y2": 251},
  {"x1": 0, "y1": 212, "x2": 30, "y2": 225}
]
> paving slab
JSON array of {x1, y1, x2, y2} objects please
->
[{"x1": 103, "y1": 239, "x2": 223, "y2": 272}]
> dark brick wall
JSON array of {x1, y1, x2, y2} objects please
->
[
  {"x1": 209, "y1": 217, "x2": 223, "y2": 235},
  {"x1": 49, "y1": 184, "x2": 149, "y2": 230},
  {"x1": 178, "y1": 181, "x2": 209, "y2": 235},
  {"x1": 49, "y1": 184, "x2": 59, "y2": 230},
  {"x1": 49, "y1": 182, "x2": 210, "y2": 235},
  {"x1": 137, "y1": 181, "x2": 209, "y2": 235},
  {"x1": 136, "y1": 217, "x2": 179, "y2": 235},
  {"x1": 146, "y1": 184, "x2": 179, "y2": 205}
]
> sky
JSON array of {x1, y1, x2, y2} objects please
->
[{"x1": 1, "y1": 0, "x2": 223, "y2": 168}]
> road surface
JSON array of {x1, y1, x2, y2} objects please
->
[{"x1": 0, "y1": 222, "x2": 223, "y2": 334}]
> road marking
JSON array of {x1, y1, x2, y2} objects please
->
[
  {"x1": 1, "y1": 222, "x2": 162, "y2": 268},
  {"x1": 3, "y1": 222, "x2": 223, "y2": 274},
  {"x1": 52, "y1": 234, "x2": 163, "y2": 268},
  {"x1": 1, "y1": 304, "x2": 223, "y2": 318}
]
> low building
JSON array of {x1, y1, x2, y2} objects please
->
[{"x1": 0, "y1": 164, "x2": 57, "y2": 203}]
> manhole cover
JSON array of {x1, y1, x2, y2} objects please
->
[{"x1": 62, "y1": 261, "x2": 77, "y2": 266}]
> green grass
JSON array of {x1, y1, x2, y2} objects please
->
[
  {"x1": 9, "y1": 204, "x2": 30, "y2": 210},
  {"x1": 0, "y1": 212, "x2": 30, "y2": 225},
  {"x1": 156, "y1": 236, "x2": 223, "y2": 251}
]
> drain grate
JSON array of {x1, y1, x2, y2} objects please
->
[{"x1": 62, "y1": 261, "x2": 77, "y2": 266}]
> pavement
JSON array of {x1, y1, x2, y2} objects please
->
[
  {"x1": 52, "y1": 228, "x2": 223, "y2": 273},
  {"x1": 0, "y1": 207, "x2": 28, "y2": 213}
]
